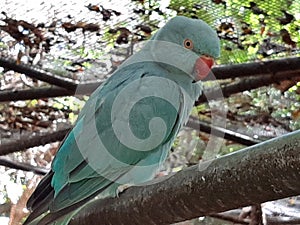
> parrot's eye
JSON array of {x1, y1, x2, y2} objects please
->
[{"x1": 183, "y1": 39, "x2": 193, "y2": 49}]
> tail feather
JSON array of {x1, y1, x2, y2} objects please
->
[
  {"x1": 36, "y1": 181, "x2": 116, "y2": 225},
  {"x1": 24, "y1": 172, "x2": 54, "y2": 225},
  {"x1": 39, "y1": 206, "x2": 83, "y2": 225},
  {"x1": 23, "y1": 189, "x2": 54, "y2": 225},
  {"x1": 27, "y1": 172, "x2": 54, "y2": 210}
]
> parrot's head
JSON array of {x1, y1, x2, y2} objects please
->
[{"x1": 149, "y1": 16, "x2": 220, "y2": 82}]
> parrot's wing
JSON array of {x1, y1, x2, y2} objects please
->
[
  {"x1": 26, "y1": 63, "x2": 190, "y2": 224},
  {"x1": 51, "y1": 66, "x2": 187, "y2": 210}
]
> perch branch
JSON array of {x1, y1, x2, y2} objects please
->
[{"x1": 66, "y1": 130, "x2": 300, "y2": 225}]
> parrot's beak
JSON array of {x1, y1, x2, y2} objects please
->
[{"x1": 193, "y1": 55, "x2": 214, "y2": 81}]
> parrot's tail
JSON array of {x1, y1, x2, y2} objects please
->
[
  {"x1": 24, "y1": 171, "x2": 117, "y2": 225},
  {"x1": 23, "y1": 172, "x2": 54, "y2": 225}
]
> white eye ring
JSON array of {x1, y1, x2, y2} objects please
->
[{"x1": 183, "y1": 39, "x2": 193, "y2": 49}]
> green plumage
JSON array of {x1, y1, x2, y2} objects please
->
[{"x1": 24, "y1": 16, "x2": 220, "y2": 225}]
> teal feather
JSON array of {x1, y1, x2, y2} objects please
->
[{"x1": 24, "y1": 16, "x2": 220, "y2": 225}]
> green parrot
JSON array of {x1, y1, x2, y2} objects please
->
[{"x1": 24, "y1": 16, "x2": 220, "y2": 225}]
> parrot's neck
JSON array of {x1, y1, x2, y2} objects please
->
[
  {"x1": 152, "y1": 61, "x2": 202, "y2": 101},
  {"x1": 120, "y1": 46, "x2": 202, "y2": 101}
]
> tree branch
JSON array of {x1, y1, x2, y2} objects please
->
[
  {"x1": 268, "y1": 217, "x2": 300, "y2": 225},
  {"x1": 0, "y1": 57, "x2": 78, "y2": 90},
  {"x1": 0, "y1": 202, "x2": 12, "y2": 216},
  {"x1": 210, "y1": 211, "x2": 300, "y2": 225},
  {"x1": 69, "y1": 129, "x2": 300, "y2": 225},
  {"x1": 0, "y1": 116, "x2": 259, "y2": 156},
  {"x1": 187, "y1": 116, "x2": 262, "y2": 146},
  {"x1": 211, "y1": 57, "x2": 300, "y2": 80},
  {"x1": 209, "y1": 212, "x2": 250, "y2": 224},
  {"x1": 0, "y1": 156, "x2": 48, "y2": 175},
  {"x1": 0, "y1": 86, "x2": 72, "y2": 102},
  {"x1": 0, "y1": 57, "x2": 299, "y2": 102},
  {"x1": 0, "y1": 82, "x2": 101, "y2": 102},
  {"x1": 0, "y1": 127, "x2": 71, "y2": 156},
  {"x1": 197, "y1": 69, "x2": 300, "y2": 104}
]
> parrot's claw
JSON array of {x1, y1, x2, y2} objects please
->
[{"x1": 116, "y1": 184, "x2": 133, "y2": 197}]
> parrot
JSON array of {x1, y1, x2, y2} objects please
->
[{"x1": 24, "y1": 16, "x2": 220, "y2": 225}]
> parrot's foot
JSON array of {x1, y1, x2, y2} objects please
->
[{"x1": 116, "y1": 184, "x2": 133, "y2": 197}]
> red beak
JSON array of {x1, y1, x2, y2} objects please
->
[{"x1": 193, "y1": 56, "x2": 214, "y2": 81}]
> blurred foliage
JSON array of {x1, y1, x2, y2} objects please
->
[
  {"x1": 169, "y1": 0, "x2": 299, "y2": 64},
  {"x1": 0, "y1": 0, "x2": 298, "y2": 69}
]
